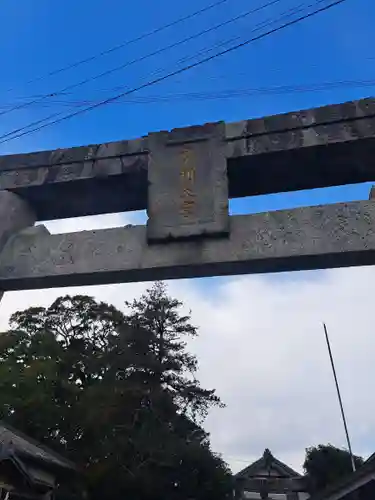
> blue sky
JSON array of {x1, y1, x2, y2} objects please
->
[
  {"x1": 1, "y1": 0, "x2": 375, "y2": 469},
  {"x1": 0, "y1": 0, "x2": 373, "y2": 296},
  {"x1": 0, "y1": 0, "x2": 373, "y2": 221}
]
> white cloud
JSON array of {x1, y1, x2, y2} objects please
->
[
  {"x1": 40, "y1": 209, "x2": 147, "y2": 234},
  {"x1": 174, "y1": 269, "x2": 375, "y2": 472},
  {"x1": 1, "y1": 214, "x2": 374, "y2": 475}
]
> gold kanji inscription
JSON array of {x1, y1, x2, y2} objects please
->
[{"x1": 179, "y1": 148, "x2": 196, "y2": 218}]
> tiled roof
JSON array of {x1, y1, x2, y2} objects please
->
[
  {"x1": 235, "y1": 449, "x2": 302, "y2": 479},
  {"x1": 0, "y1": 421, "x2": 75, "y2": 471},
  {"x1": 309, "y1": 457, "x2": 375, "y2": 500}
]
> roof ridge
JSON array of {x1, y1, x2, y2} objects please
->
[
  {"x1": 235, "y1": 449, "x2": 302, "y2": 479},
  {"x1": 0, "y1": 420, "x2": 76, "y2": 470},
  {"x1": 309, "y1": 456, "x2": 375, "y2": 500}
]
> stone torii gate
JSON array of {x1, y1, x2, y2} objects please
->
[{"x1": 0, "y1": 96, "x2": 375, "y2": 293}]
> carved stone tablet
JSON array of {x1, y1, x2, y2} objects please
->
[{"x1": 147, "y1": 122, "x2": 229, "y2": 242}]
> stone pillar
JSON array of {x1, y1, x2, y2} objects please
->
[
  {"x1": 234, "y1": 477, "x2": 245, "y2": 500},
  {"x1": 286, "y1": 492, "x2": 299, "y2": 500},
  {"x1": 0, "y1": 190, "x2": 36, "y2": 302}
]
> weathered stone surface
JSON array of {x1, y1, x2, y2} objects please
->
[
  {"x1": 0, "y1": 137, "x2": 147, "y2": 171},
  {"x1": 0, "y1": 191, "x2": 36, "y2": 250},
  {"x1": 0, "y1": 153, "x2": 149, "y2": 220},
  {"x1": 0, "y1": 97, "x2": 374, "y2": 220},
  {"x1": 225, "y1": 97, "x2": 375, "y2": 139},
  {"x1": 0, "y1": 190, "x2": 36, "y2": 300},
  {"x1": 0, "y1": 201, "x2": 374, "y2": 290},
  {"x1": 147, "y1": 122, "x2": 229, "y2": 242}
]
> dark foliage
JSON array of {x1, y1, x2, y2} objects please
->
[
  {"x1": 303, "y1": 444, "x2": 364, "y2": 494},
  {"x1": 0, "y1": 283, "x2": 232, "y2": 500}
]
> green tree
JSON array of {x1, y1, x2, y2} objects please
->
[
  {"x1": 0, "y1": 286, "x2": 232, "y2": 500},
  {"x1": 303, "y1": 444, "x2": 364, "y2": 493},
  {"x1": 124, "y1": 281, "x2": 223, "y2": 420},
  {"x1": 0, "y1": 295, "x2": 125, "y2": 457}
]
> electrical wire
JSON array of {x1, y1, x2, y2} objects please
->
[
  {"x1": 0, "y1": 0, "x2": 284, "y2": 118},
  {"x1": 5, "y1": 48, "x2": 371, "y2": 110},
  {"x1": 0, "y1": 0, "x2": 332, "y2": 133},
  {"x1": 0, "y1": 0, "x2": 306, "y2": 139},
  {"x1": 5, "y1": 79, "x2": 370, "y2": 110},
  {"x1": 0, "y1": 0, "x2": 315, "y2": 107},
  {"x1": 0, "y1": 35, "x2": 244, "y2": 141},
  {"x1": 0, "y1": 0, "x2": 330, "y2": 140},
  {"x1": 0, "y1": 0, "x2": 346, "y2": 143},
  {"x1": 3, "y1": 0, "x2": 233, "y2": 93},
  {"x1": 9, "y1": 64, "x2": 375, "y2": 106},
  {"x1": 0, "y1": 0, "x2": 347, "y2": 146}
]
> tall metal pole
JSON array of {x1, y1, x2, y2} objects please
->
[{"x1": 323, "y1": 322, "x2": 356, "y2": 473}]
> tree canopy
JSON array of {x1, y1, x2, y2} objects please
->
[
  {"x1": 0, "y1": 282, "x2": 232, "y2": 500},
  {"x1": 303, "y1": 444, "x2": 364, "y2": 493}
]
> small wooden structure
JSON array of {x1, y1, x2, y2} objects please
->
[
  {"x1": 0, "y1": 421, "x2": 77, "y2": 500},
  {"x1": 234, "y1": 449, "x2": 310, "y2": 500}
]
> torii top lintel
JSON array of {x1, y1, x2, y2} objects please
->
[{"x1": 0, "y1": 96, "x2": 374, "y2": 221}]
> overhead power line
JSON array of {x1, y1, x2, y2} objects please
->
[
  {"x1": 11, "y1": 56, "x2": 375, "y2": 104},
  {"x1": 3, "y1": 0, "x2": 233, "y2": 93},
  {"x1": 1, "y1": 0, "x2": 316, "y2": 105},
  {"x1": 0, "y1": 0, "x2": 304, "y2": 140},
  {"x1": 0, "y1": 34, "x2": 247, "y2": 142},
  {"x1": 0, "y1": 0, "x2": 284, "y2": 118},
  {"x1": 0, "y1": 79, "x2": 373, "y2": 110},
  {"x1": 0, "y1": 34, "x2": 246, "y2": 143},
  {"x1": 0, "y1": 0, "x2": 347, "y2": 146}
]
